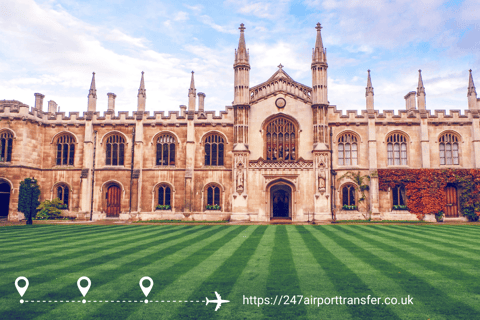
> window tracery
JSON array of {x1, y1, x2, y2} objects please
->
[
  {"x1": 265, "y1": 117, "x2": 297, "y2": 162},
  {"x1": 439, "y1": 133, "x2": 459, "y2": 165}
]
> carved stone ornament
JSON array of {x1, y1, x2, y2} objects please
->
[
  {"x1": 80, "y1": 169, "x2": 89, "y2": 179},
  {"x1": 249, "y1": 157, "x2": 313, "y2": 169},
  {"x1": 275, "y1": 97, "x2": 286, "y2": 109}
]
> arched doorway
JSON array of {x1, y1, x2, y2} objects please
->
[
  {"x1": 270, "y1": 184, "x2": 292, "y2": 219},
  {"x1": 105, "y1": 185, "x2": 121, "y2": 217},
  {"x1": 445, "y1": 184, "x2": 458, "y2": 217},
  {"x1": 0, "y1": 182, "x2": 10, "y2": 218}
]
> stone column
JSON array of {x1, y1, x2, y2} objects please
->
[{"x1": 368, "y1": 117, "x2": 380, "y2": 219}]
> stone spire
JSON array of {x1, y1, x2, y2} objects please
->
[
  {"x1": 188, "y1": 71, "x2": 196, "y2": 112},
  {"x1": 417, "y1": 70, "x2": 426, "y2": 111},
  {"x1": 417, "y1": 69, "x2": 425, "y2": 95},
  {"x1": 233, "y1": 23, "x2": 250, "y2": 106},
  {"x1": 468, "y1": 69, "x2": 478, "y2": 110},
  {"x1": 366, "y1": 70, "x2": 374, "y2": 111},
  {"x1": 311, "y1": 22, "x2": 328, "y2": 105},
  {"x1": 234, "y1": 23, "x2": 249, "y2": 65},
  {"x1": 88, "y1": 72, "x2": 97, "y2": 112},
  {"x1": 312, "y1": 22, "x2": 326, "y2": 64},
  {"x1": 137, "y1": 71, "x2": 146, "y2": 112},
  {"x1": 468, "y1": 69, "x2": 477, "y2": 97}
]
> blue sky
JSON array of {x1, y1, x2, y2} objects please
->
[{"x1": 0, "y1": 0, "x2": 479, "y2": 114}]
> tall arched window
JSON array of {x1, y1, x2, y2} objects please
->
[
  {"x1": 106, "y1": 134, "x2": 125, "y2": 166},
  {"x1": 387, "y1": 133, "x2": 407, "y2": 165},
  {"x1": 392, "y1": 185, "x2": 406, "y2": 209},
  {"x1": 204, "y1": 134, "x2": 224, "y2": 166},
  {"x1": 0, "y1": 131, "x2": 13, "y2": 163},
  {"x1": 342, "y1": 184, "x2": 356, "y2": 206},
  {"x1": 338, "y1": 133, "x2": 358, "y2": 166},
  {"x1": 56, "y1": 134, "x2": 75, "y2": 166},
  {"x1": 158, "y1": 185, "x2": 171, "y2": 206},
  {"x1": 205, "y1": 184, "x2": 222, "y2": 210},
  {"x1": 56, "y1": 184, "x2": 70, "y2": 210},
  {"x1": 156, "y1": 134, "x2": 176, "y2": 166},
  {"x1": 265, "y1": 117, "x2": 297, "y2": 161},
  {"x1": 439, "y1": 133, "x2": 459, "y2": 165}
]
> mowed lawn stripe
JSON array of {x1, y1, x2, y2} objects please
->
[
  {"x1": 172, "y1": 226, "x2": 267, "y2": 320},
  {"x1": 359, "y1": 225, "x2": 480, "y2": 268},
  {"x1": 432, "y1": 225, "x2": 480, "y2": 237},
  {"x1": 5, "y1": 225, "x2": 220, "y2": 320},
  {"x1": 77, "y1": 226, "x2": 247, "y2": 320},
  {"x1": 0, "y1": 225, "x2": 166, "y2": 267},
  {"x1": 0, "y1": 225, "x2": 183, "y2": 275},
  {"x1": 399, "y1": 225, "x2": 480, "y2": 242},
  {"x1": 288, "y1": 226, "x2": 353, "y2": 319},
  {"x1": 225, "y1": 224, "x2": 276, "y2": 320},
  {"x1": 380, "y1": 225, "x2": 480, "y2": 256},
  {"x1": 262, "y1": 226, "x2": 307, "y2": 319},
  {"x1": 0, "y1": 225, "x2": 123, "y2": 248},
  {"x1": 0, "y1": 225, "x2": 201, "y2": 308},
  {"x1": 330, "y1": 225, "x2": 480, "y2": 318},
  {"x1": 298, "y1": 226, "x2": 400, "y2": 320}
]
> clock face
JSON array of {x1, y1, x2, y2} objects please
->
[{"x1": 276, "y1": 98, "x2": 286, "y2": 108}]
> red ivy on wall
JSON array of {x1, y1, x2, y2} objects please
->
[{"x1": 378, "y1": 169, "x2": 480, "y2": 220}]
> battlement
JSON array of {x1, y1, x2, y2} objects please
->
[
  {"x1": 327, "y1": 105, "x2": 475, "y2": 124},
  {"x1": 0, "y1": 102, "x2": 234, "y2": 125}
]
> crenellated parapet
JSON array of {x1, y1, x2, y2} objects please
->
[
  {"x1": 326, "y1": 105, "x2": 475, "y2": 126},
  {"x1": 0, "y1": 103, "x2": 234, "y2": 126}
]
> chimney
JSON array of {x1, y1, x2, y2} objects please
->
[
  {"x1": 179, "y1": 105, "x2": 187, "y2": 117},
  {"x1": 107, "y1": 93, "x2": 116, "y2": 112},
  {"x1": 34, "y1": 93, "x2": 45, "y2": 111},
  {"x1": 48, "y1": 100, "x2": 57, "y2": 114},
  {"x1": 197, "y1": 92, "x2": 206, "y2": 112},
  {"x1": 404, "y1": 91, "x2": 416, "y2": 111}
]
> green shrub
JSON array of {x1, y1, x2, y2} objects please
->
[
  {"x1": 155, "y1": 204, "x2": 171, "y2": 210},
  {"x1": 35, "y1": 198, "x2": 65, "y2": 220},
  {"x1": 18, "y1": 178, "x2": 41, "y2": 225},
  {"x1": 435, "y1": 210, "x2": 444, "y2": 222},
  {"x1": 205, "y1": 204, "x2": 221, "y2": 210}
]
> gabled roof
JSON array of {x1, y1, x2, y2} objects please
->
[{"x1": 249, "y1": 66, "x2": 312, "y2": 104}]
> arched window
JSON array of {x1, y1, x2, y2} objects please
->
[
  {"x1": 56, "y1": 184, "x2": 70, "y2": 210},
  {"x1": 342, "y1": 184, "x2": 356, "y2": 206},
  {"x1": 204, "y1": 134, "x2": 224, "y2": 166},
  {"x1": 338, "y1": 133, "x2": 358, "y2": 166},
  {"x1": 205, "y1": 184, "x2": 221, "y2": 210},
  {"x1": 439, "y1": 133, "x2": 459, "y2": 165},
  {"x1": 265, "y1": 117, "x2": 297, "y2": 161},
  {"x1": 157, "y1": 184, "x2": 172, "y2": 206},
  {"x1": 387, "y1": 133, "x2": 407, "y2": 165},
  {"x1": 156, "y1": 134, "x2": 176, "y2": 166},
  {"x1": 0, "y1": 131, "x2": 13, "y2": 163},
  {"x1": 106, "y1": 134, "x2": 125, "y2": 166},
  {"x1": 392, "y1": 185, "x2": 406, "y2": 209},
  {"x1": 56, "y1": 134, "x2": 75, "y2": 166}
]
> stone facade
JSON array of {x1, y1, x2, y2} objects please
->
[{"x1": 1, "y1": 23, "x2": 479, "y2": 222}]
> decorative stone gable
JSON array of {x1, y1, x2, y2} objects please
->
[{"x1": 249, "y1": 66, "x2": 312, "y2": 104}]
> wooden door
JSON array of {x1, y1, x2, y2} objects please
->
[
  {"x1": 445, "y1": 186, "x2": 458, "y2": 217},
  {"x1": 106, "y1": 185, "x2": 121, "y2": 217}
]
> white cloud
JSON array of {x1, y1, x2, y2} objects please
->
[
  {"x1": 174, "y1": 11, "x2": 189, "y2": 21},
  {"x1": 199, "y1": 15, "x2": 237, "y2": 34},
  {"x1": 106, "y1": 29, "x2": 148, "y2": 48}
]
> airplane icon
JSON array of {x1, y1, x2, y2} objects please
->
[{"x1": 206, "y1": 291, "x2": 230, "y2": 311}]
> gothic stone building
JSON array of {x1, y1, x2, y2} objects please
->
[{"x1": 1, "y1": 23, "x2": 480, "y2": 222}]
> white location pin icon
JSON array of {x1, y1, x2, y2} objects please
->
[
  {"x1": 77, "y1": 276, "x2": 91, "y2": 297},
  {"x1": 15, "y1": 277, "x2": 29, "y2": 297},
  {"x1": 139, "y1": 277, "x2": 153, "y2": 297}
]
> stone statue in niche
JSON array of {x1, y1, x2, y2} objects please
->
[
  {"x1": 318, "y1": 163, "x2": 326, "y2": 193},
  {"x1": 236, "y1": 163, "x2": 245, "y2": 194}
]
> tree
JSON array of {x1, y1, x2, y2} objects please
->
[{"x1": 18, "y1": 177, "x2": 41, "y2": 225}]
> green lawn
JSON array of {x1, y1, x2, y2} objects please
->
[{"x1": 1, "y1": 224, "x2": 479, "y2": 319}]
